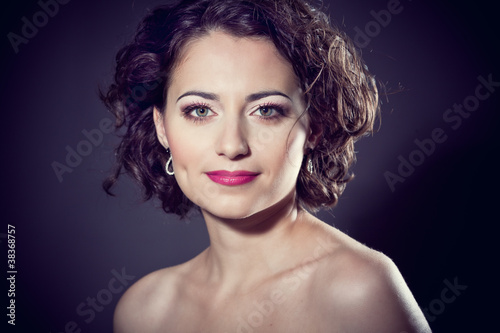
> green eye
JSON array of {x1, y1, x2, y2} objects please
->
[
  {"x1": 258, "y1": 107, "x2": 276, "y2": 117},
  {"x1": 182, "y1": 103, "x2": 215, "y2": 124},
  {"x1": 194, "y1": 107, "x2": 210, "y2": 117}
]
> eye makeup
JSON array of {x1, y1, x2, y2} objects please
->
[
  {"x1": 181, "y1": 101, "x2": 216, "y2": 124},
  {"x1": 180, "y1": 100, "x2": 290, "y2": 125},
  {"x1": 250, "y1": 102, "x2": 288, "y2": 122}
]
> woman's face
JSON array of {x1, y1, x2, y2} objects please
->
[{"x1": 155, "y1": 31, "x2": 312, "y2": 220}]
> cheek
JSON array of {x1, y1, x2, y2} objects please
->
[
  {"x1": 259, "y1": 124, "x2": 307, "y2": 178},
  {"x1": 285, "y1": 125, "x2": 308, "y2": 166},
  {"x1": 166, "y1": 134, "x2": 208, "y2": 204},
  {"x1": 167, "y1": 133, "x2": 206, "y2": 171},
  {"x1": 164, "y1": 122, "x2": 196, "y2": 171}
]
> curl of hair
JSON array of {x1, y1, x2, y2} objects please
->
[{"x1": 100, "y1": 0, "x2": 379, "y2": 218}]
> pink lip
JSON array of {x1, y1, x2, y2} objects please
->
[{"x1": 206, "y1": 170, "x2": 260, "y2": 186}]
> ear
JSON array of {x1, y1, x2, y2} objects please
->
[
  {"x1": 306, "y1": 121, "x2": 323, "y2": 151},
  {"x1": 153, "y1": 107, "x2": 169, "y2": 149}
]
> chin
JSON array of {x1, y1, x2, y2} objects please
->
[
  {"x1": 203, "y1": 204, "x2": 260, "y2": 221},
  {"x1": 200, "y1": 193, "x2": 293, "y2": 225},
  {"x1": 197, "y1": 195, "x2": 264, "y2": 218}
]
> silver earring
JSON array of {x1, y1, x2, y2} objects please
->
[
  {"x1": 307, "y1": 157, "x2": 314, "y2": 174},
  {"x1": 165, "y1": 149, "x2": 174, "y2": 176},
  {"x1": 306, "y1": 149, "x2": 314, "y2": 174}
]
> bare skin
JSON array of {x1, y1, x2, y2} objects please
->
[
  {"x1": 113, "y1": 31, "x2": 431, "y2": 333},
  {"x1": 114, "y1": 204, "x2": 430, "y2": 332}
]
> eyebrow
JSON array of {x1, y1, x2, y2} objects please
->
[
  {"x1": 176, "y1": 91, "x2": 219, "y2": 102},
  {"x1": 176, "y1": 90, "x2": 292, "y2": 103}
]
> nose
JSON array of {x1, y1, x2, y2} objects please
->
[{"x1": 214, "y1": 116, "x2": 249, "y2": 159}]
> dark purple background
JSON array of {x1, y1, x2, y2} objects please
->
[{"x1": 1, "y1": 0, "x2": 498, "y2": 331}]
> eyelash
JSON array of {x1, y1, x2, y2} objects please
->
[
  {"x1": 182, "y1": 102, "x2": 214, "y2": 124},
  {"x1": 181, "y1": 102, "x2": 287, "y2": 124},
  {"x1": 254, "y1": 102, "x2": 287, "y2": 121}
]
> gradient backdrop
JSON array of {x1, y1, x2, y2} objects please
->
[{"x1": 1, "y1": 0, "x2": 498, "y2": 332}]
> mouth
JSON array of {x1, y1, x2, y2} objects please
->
[{"x1": 205, "y1": 170, "x2": 260, "y2": 186}]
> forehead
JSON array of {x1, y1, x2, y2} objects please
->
[{"x1": 169, "y1": 31, "x2": 300, "y2": 96}]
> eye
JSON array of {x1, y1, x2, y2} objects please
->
[
  {"x1": 257, "y1": 106, "x2": 277, "y2": 117},
  {"x1": 181, "y1": 103, "x2": 216, "y2": 123},
  {"x1": 191, "y1": 106, "x2": 213, "y2": 117},
  {"x1": 252, "y1": 103, "x2": 286, "y2": 121}
]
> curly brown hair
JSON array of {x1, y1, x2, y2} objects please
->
[{"x1": 100, "y1": 0, "x2": 379, "y2": 218}]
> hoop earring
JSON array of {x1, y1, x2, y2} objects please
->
[
  {"x1": 165, "y1": 149, "x2": 174, "y2": 176},
  {"x1": 306, "y1": 149, "x2": 314, "y2": 174},
  {"x1": 307, "y1": 157, "x2": 314, "y2": 174}
]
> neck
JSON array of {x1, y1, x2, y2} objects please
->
[{"x1": 200, "y1": 193, "x2": 307, "y2": 292}]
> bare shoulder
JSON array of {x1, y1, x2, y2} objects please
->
[
  {"x1": 112, "y1": 262, "x2": 190, "y2": 333},
  {"x1": 306, "y1": 218, "x2": 431, "y2": 332}
]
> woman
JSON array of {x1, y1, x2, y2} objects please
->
[{"x1": 101, "y1": 0, "x2": 431, "y2": 332}]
